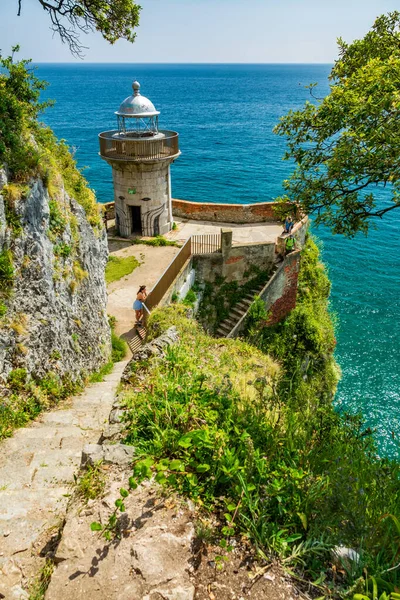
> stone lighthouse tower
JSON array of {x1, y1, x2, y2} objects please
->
[{"x1": 99, "y1": 81, "x2": 180, "y2": 237}]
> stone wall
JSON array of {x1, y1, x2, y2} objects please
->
[
  {"x1": 228, "y1": 250, "x2": 301, "y2": 338},
  {"x1": 0, "y1": 168, "x2": 110, "y2": 382},
  {"x1": 159, "y1": 257, "x2": 194, "y2": 307},
  {"x1": 172, "y1": 198, "x2": 280, "y2": 224},
  {"x1": 194, "y1": 230, "x2": 276, "y2": 284},
  {"x1": 111, "y1": 161, "x2": 172, "y2": 237}
]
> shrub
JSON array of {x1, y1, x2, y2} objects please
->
[
  {"x1": 111, "y1": 331, "x2": 127, "y2": 362},
  {"x1": 0, "y1": 250, "x2": 14, "y2": 288},
  {"x1": 183, "y1": 289, "x2": 197, "y2": 307},
  {"x1": 7, "y1": 368, "x2": 28, "y2": 390}
]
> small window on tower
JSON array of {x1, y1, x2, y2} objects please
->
[{"x1": 141, "y1": 197, "x2": 151, "y2": 202}]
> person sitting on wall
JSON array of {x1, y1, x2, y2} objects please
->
[
  {"x1": 285, "y1": 234, "x2": 296, "y2": 255},
  {"x1": 133, "y1": 285, "x2": 147, "y2": 326},
  {"x1": 283, "y1": 216, "x2": 294, "y2": 235}
]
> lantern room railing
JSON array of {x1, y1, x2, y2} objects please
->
[{"x1": 99, "y1": 130, "x2": 180, "y2": 162}]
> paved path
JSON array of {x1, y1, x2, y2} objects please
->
[
  {"x1": 168, "y1": 218, "x2": 283, "y2": 245},
  {"x1": 0, "y1": 360, "x2": 128, "y2": 599},
  {"x1": 107, "y1": 242, "x2": 180, "y2": 350}
]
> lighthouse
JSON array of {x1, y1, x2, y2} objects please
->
[{"x1": 99, "y1": 81, "x2": 180, "y2": 238}]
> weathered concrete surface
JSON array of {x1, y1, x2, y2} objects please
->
[
  {"x1": 45, "y1": 478, "x2": 195, "y2": 600},
  {"x1": 168, "y1": 218, "x2": 282, "y2": 245},
  {"x1": 0, "y1": 360, "x2": 127, "y2": 599}
]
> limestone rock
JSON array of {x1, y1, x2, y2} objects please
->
[
  {"x1": 81, "y1": 442, "x2": 135, "y2": 467},
  {"x1": 0, "y1": 167, "x2": 110, "y2": 383}
]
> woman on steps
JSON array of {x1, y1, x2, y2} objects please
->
[{"x1": 133, "y1": 285, "x2": 147, "y2": 326}]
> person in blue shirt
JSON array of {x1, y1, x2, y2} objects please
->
[{"x1": 283, "y1": 216, "x2": 294, "y2": 235}]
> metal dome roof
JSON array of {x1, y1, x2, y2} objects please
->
[{"x1": 115, "y1": 81, "x2": 160, "y2": 118}]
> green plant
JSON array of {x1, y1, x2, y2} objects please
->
[
  {"x1": 89, "y1": 360, "x2": 114, "y2": 382},
  {"x1": 172, "y1": 221, "x2": 178, "y2": 231},
  {"x1": 0, "y1": 301, "x2": 7, "y2": 317},
  {"x1": 111, "y1": 331, "x2": 127, "y2": 362},
  {"x1": 75, "y1": 462, "x2": 106, "y2": 502},
  {"x1": 171, "y1": 291, "x2": 179, "y2": 303},
  {"x1": 48, "y1": 199, "x2": 67, "y2": 236},
  {"x1": 28, "y1": 558, "x2": 54, "y2": 600},
  {"x1": 53, "y1": 242, "x2": 72, "y2": 258},
  {"x1": 91, "y1": 486, "x2": 130, "y2": 541},
  {"x1": 105, "y1": 254, "x2": 139, "y2": 284},
  {"x1": 183, "y1": 289, "x2": 197, "y2": 307},
  {"x1": 0, "y1": 249, "x2": 14, "y2": 288},
  {"x1": 131, "y1": 235, "x2": 179, "y2": 248},
  {"x1": 7, "y1": 368, "x2": 28, "y2": 390}
]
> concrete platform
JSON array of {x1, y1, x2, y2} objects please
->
[{"x1": 167, "y1": 217, "x2": 283, "y2": 245}]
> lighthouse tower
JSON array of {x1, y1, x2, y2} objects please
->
[{"x1": 99, "y1": 81, "x2": 180, "y2": 237}]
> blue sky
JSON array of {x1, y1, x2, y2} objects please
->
[{"x1": 0, "y1": 0, "x2": 398, "y2": 63}]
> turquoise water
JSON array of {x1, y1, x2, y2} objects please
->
[{"x1": 36, "y1": 63, "x2": 400, "y2": 459}]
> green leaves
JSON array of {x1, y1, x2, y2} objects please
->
[
  {"x1": 90, "y1": 522, "x2": 102, "y2": 531},
  {"x1": 274, "y1": 11, "x2": 400, "y2": 236}
]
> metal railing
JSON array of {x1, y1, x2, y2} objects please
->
[
  {"x1": 99, "y1": 130, "x2": 180, "y2": 162},
  {"x1": 192, "y1": 233, "x2": 221, "y2": 255}
]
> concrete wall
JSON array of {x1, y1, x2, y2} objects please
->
[
  {"x1": 111, "y1": 160, "x2": 173, "y2": 237},
  {"x1": 194, "y1": 230, "x2": 276, "y2": 284},
  {"x1": 160, "y1": 257, "x2": 194, "y2": 307},
  {"x1": 172, "y1": 199, "x2": 280, "y2": 224}
]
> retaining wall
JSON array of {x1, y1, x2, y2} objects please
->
[
  {"x1": 172, "y1": 199, "x2": 280, "y2": 224},
  {"x1": 194, "y1": 230, "x2": 276, "y2": 284}
]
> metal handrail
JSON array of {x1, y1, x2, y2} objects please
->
[
  {"x1": 99, "y1": 129, "x2": 180, "y2": 162},
  {"x1": 143, "y1": 233, "x2": 222, "y2": 321}
]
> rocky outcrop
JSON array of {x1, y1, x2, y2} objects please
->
[{"x1": 0, "y1": 168, "x2": 110, "y2": 382}]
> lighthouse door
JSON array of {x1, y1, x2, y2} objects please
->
[{"x1": 130, "y1": 206, "x2": 142, "y2": 235}]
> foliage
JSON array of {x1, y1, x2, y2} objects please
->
[
  {"x1": 89, "y1": 360, "x2": 113, "y2": 382},
  {"x1": 182, "y1": 288, "x2": 197, "y2": 307},
  {"x1": 111, "y1": 331, "x2": 128, "y2": 362},
  {"x1": 28, "y1": 558, "x2": 54, "y2": 600},
  {"x1": 0, "y1": 48, "x2": 102, "y2": 230},
  {"x1": 197, "y1": 269, "x2": 270, "y2": 332},
  {"x1": 105, "y1": 254, "x2": 139, "y2": 285},
  {"x1": 76, "y1": 462, "x2": 106, "y2": 502},
  {"x1": 16, "y1": 0, "x2": 141, "y2": 57},
  {"x1": 274, "y1": 11, "x2": 400, "y2": 236},
  {"x1": 0, "y1": 250, "x2": 14, "y2": 289},
  {"x1": 114, "y1": 239, "x2": 400, "y2": 598}
]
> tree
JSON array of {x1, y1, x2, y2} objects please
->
[
  {"x1": 274, "y1": 12, "x2": 400, "y2": 236},
  {"x1": 15, "y1": 0, "x2": 141, "y2": 57}
]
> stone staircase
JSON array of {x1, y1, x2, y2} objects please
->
[
  {"x1": 215, "y1": 282, "x2": 266, "y2": 338},
  {"x1": 215, "y1": 258, "x2": 283, "y2": 339}
]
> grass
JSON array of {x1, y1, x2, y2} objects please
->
[
  {"x1": 105, "y1": 254, "x2": 140, "y2": 285},
  {"x1": 131, "y1": 235, "x2": 179, "y2": 247},
  {"x1": 28, "y1": 559, "x2": 54, "y2": 600},
  {"x1": 116, "y1": 236, "x2": 400, "y2": 599},
  {"x1": 75, "y1": 462, "x2": 106, "y2": 502}
]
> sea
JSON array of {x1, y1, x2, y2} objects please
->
[{"x1": 35, "y1": 63, "x2": 400, "y2": 459}]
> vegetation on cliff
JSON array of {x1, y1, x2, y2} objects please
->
[
  {"x1": 115, "y1": 237, "x2": 400, "y2": 598},
  {"x1": 0, "y1": 48, "x2": 101, "y2": 229},
  {"x1": 275, "y1": 11, "x2": 400, "y2": 236}
]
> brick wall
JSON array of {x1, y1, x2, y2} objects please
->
[
  {"x1": 172, "y1": 198, "x2": 280, "y2": 223},
  {"x1": 265, "y1": 251, "x2": 300, "y2": 325}
]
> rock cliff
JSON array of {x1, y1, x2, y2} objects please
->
[{"x1": 0, "y1": 167, "x2": 110, "y2": 382}]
